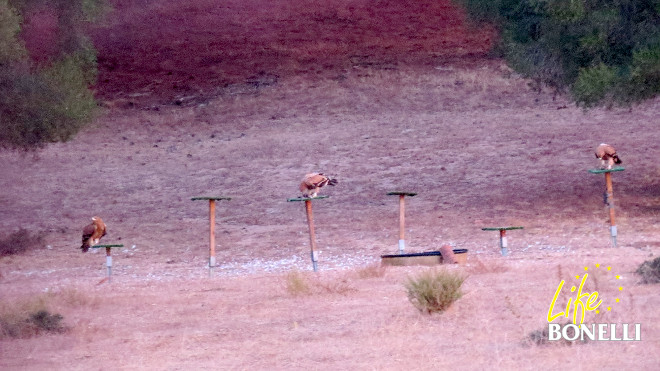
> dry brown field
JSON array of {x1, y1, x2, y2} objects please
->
[{"x1": 1, "y1": 0, "x2": 659, "y2": 369}]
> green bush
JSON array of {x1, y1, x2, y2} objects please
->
[
  {"x1": 453, "y1": 0, "x2": 660, "y2": 107},
  {"x1": 405, "y1": 269, "x2": 465, "y2": 314},
  {"x1": 636, "y1": 256, "x2": 660, "y2": 284},
  {"x1": 0, "y1": 0, "x2": 106, "y2": 150}
]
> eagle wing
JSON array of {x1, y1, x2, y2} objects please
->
[{"x1": 81, "y1": 223, "x2": 95, "y2": 252}]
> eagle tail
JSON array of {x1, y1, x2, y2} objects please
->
[
  {"x1": 328, "y1": 178, "x2": 338, "y2": 186},
  {"x1": 613, "y1": 155, "x2": 622, "y2": 164},
  {"x1": 81, "y1": 233, "x2": 92, "y2": 253}
]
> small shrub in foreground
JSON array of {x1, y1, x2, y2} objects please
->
[
  {"x1": 405, "y1": 269, "x2": 465, "y2": 314},
  {"x1": 285, "y1": 270, "x2": 312, "y2": 296},
  {"x1": 0, "y1": 296, "x2": 67, "y2": 339},
  {"x1": 0, "y1": 228, "x2": 45, "y2": 257},
  {"x1": 636, "y1": 257, "x2": 660, "y2": 284}
]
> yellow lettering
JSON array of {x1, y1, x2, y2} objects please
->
[
  {"x1": 547, "y1": 274, "x2": 602, "y2": 324},
  {"x1": 586, "y1": 292, "x2": 602, "y2": 311},
  {"x1": 547, "y1": 280, "x2": 567, "y2": 322}
]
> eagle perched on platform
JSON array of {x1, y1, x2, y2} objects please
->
[
  {"x1": 81, "y1": 216, "x2": 106, "y2": 253},
  {"x1": 300, "y1": 173, "x2": 338, "y2": 198},
  {"x1": 595, "y1": 143, "x2": 622, "y2": 169}
]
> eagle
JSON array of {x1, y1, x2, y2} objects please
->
[
  {"x1": 595, "y1": 143, "x2": 622, "y2": 169},
  {"x1": 81, "y1": 216, "x2": 107, "y2": 253},
  {"x1": 299, "y1": 173, "x2": 338, "y2": 198}
]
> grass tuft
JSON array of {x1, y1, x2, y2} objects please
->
[
  {"x1": 285, "y1": 270, "x2": 312, "y2": 296},
  {"x1": 284, "y1": 270, "x2": 356, "y2": 296},
  {"x1": 523, "y1": 321, "x2": 589, "y2": 347},
  {"x1": 0, "y1": 295, "x2": 67, "y2": 339},
  {"x1": 405, "y1": 269, "x2": 465, "y2": 314}
]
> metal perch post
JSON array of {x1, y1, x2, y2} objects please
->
[
  {"x1": 91, "y1": 244, "x2": 123, "y2": 282},
  {"x1": 481, "y1": 227, "x2": 524, "y2": 256}
]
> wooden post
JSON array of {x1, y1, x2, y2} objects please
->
[
  {"x1": 387, "y1": 191, "x2": 417, "y2": 253},
  {"x1": 605, "y1": 172, "x2": 617, "y2": 246},
  {"x1": 481, "y1": 227, "x2": 523, "y2": 256},
  {"x1": 305, "y1": 200, "x2": 319, "y2": 272},
  {"x1": 192, "y1": 196, "x2": 231, "y2": 276},
  {"x1": 589, "y1": 167, "x2": 624, "y2": 246},
  {"x1": 288, "y1": 195, "x2": 329, "y2": 272},
  {"x1": 91, "y1": 244, "x2": 123, "y2": 282}
]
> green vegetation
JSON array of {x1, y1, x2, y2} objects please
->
[
  {"x1": 405, "y1": 269, "x2": 465, "y2": 314},
  {"x1": 0, "y1": 228, "x2": 45, "y2": 257},
  {"x1": 453, "y1": 0, "x2": 660, "y2": 107},
  {"x1": 0, "y1": 0, "x2": 106, "y2": 150},
  {"x1": 636, "y1": 256, "x2": 660, "y2": 284},
  {"x1": 0, "y1": 295, "x2": 67, "y2": 339}
]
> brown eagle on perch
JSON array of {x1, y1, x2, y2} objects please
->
[
  {"x1": 300, "y1": 173, "x2": 338, "y2": 198},
  {"x1": 81, "y1": 216, "x2": 106, "y2": 253},
  {"x1": 595, "y1": 143, "x2": 622, "y2": 169}
]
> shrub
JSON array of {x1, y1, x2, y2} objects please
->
[
  {"x1": 0, "y1": 296, "x2": 67, "y2": 339},
  {"x1": 0, "y1": 0, "x2": 106, "y2": 150},
  {"x1": 0, "y1": 228, "x2": 45, "y2": 257},
  {"x1": 405, "y1": 269, "x2": 465, "y2": 314},
  {"x1": 285, "y1": 270, "x2": 312, "y2": 296},
  {"x1": 636, "y1": 256, "x2": 660, "y2": 284}
]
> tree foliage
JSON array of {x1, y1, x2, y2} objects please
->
[
  {"x1": 0, "y1": 0, "x2": 105, "y2": 150},
  {"x1": 454, "y1": 0, "x2": 660, "y2": 107}
]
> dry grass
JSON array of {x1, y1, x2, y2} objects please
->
[
  {"x1": 354, "y1": 263, "x2": 387, "y2": 279},
  {"x1": 0, "y1": 295, "x2": 66, "y2": 339},
  {"x1": 284, "y1": 270, "x2": 356, "y2": 296},
  {"x1": 0, "y1": 229, "x2": 44, "y2": 257}
]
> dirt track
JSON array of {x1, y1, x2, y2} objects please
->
[{"x1": 1, "y1": 0, "x2": 659, "y2": 369}]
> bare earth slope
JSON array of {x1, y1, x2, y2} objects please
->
[{"x1": 1, "y1": 0, "x2": 659, "y2": 369}]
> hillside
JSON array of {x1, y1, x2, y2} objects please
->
[{"x1": 1, "y1": 0, "x2": 659, "y2": 369}]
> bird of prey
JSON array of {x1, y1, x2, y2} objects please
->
[
  {"x1": 300, "y1": 173, "x2": 338, "y2": 198},
  {"x1": 81, "y1": 216, "x2": 107, "y2": 253},
  {"x1": 595, "y1": 143, "x2": 622, "y2": 169}
]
